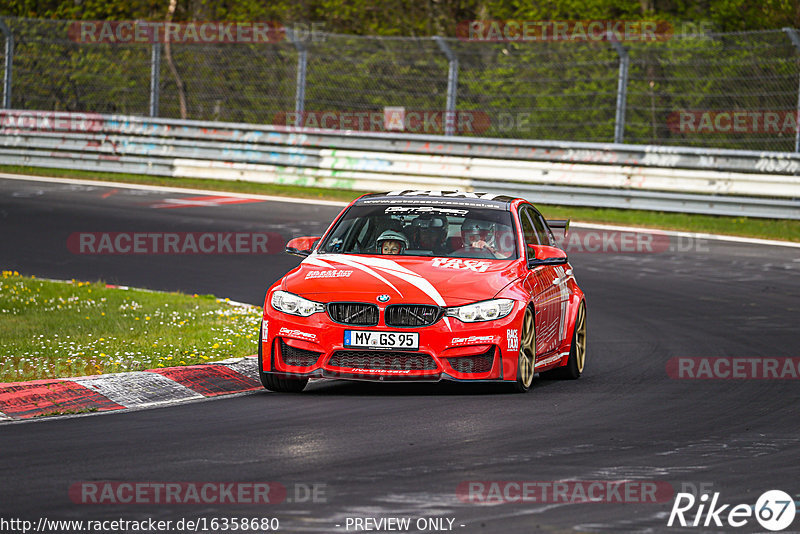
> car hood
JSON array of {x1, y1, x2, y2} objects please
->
[{"x1": 281, "y1": 253, "x2": 519, "y2": 306}]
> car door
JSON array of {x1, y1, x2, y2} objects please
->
[
  {"x1": 520, "y1": 206, "x2": 562, "y2": 356},
  {"x1": 531, "y1": 208, "x2": 571, "y2": 350}
]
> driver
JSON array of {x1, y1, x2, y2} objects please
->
[
  {"x1": 409, "y1": 214, "x2": 448, "y2": 254},
  {"x1": 460, "y1": 218, "x2": 499, "y2": 257},
  {"x1": 376, "y1": 230, "x2": 409, "y2": 255}
]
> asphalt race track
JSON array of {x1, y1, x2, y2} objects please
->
[{"x1": 1, "y1": 176, "x2": 799, "y2": 533}]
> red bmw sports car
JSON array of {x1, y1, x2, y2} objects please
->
[{"x1": 259, "y1": 191, "x2": 586, "y2": 393}]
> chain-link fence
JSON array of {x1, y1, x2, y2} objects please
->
[{"x1": 3, "y1": 18, "x2": 800, "y2": 152}]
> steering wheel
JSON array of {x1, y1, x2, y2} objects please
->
[{"x1": 450, "y1": 246, "x2": 498, "y2": 259}]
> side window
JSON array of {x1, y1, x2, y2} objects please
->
[
  {"x1": 519, "y1": 207, "x2": 540, "y2": 255},
  {"x1": 531, "y1": 209, "x2": 554, "y2": 246},
  {"x1": 355, "y1": 218, "x2": 375, "y2": 251},
  {"x1": 544, "y1": 220, "x2": 557, "y2": 247}
]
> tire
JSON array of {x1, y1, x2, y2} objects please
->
[
  {"x1": 512, "y1": 306, "x2": 536, "y2": 393},
  {"x1": 541, "y1": 300, "x2": 586, "y2": 380},
  {"x1": 258, "y1": 321, "x2": 308, "y2": 393}
]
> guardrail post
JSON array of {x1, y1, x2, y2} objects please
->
[
  {"x1": 609, "y1": 33, "x2": 629, "y2": 144},
  {"x1": 782, "y1": 28, "x2": 800, "y2": 153},
  {"x1": 434, "y1": 36, "x2": 459, "y2": 136},
  {"x1": 287, "y1": 29, "x2": 307, "y2": 116},
  {"x1": 149, "y1": 42, "x2": 161, "y2": 117},
  {"x1": 0, "y1": 19, "x2": 13, "y2": 109}
]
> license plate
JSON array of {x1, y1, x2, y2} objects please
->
[{"x1": 344, "y1": 330, "x2": 419, "y2": 350}]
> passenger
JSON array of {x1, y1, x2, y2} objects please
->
[{"x1": 376, "y1": 230, "x2": 409, "y2": 255}]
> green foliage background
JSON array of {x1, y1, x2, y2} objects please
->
[
  {"x1": 3, "y1": 0, "x2": 798, "y2": 34},
  {"x1": 2, "y1": 1, "x2": 800, "y2": 150}
]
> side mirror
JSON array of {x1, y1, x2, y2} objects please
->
[
  {"x1": 527, "y1": 244, "x2": 568, "y2": 268},
  {"x1": 547, "y1": 219, "x2": 570, "y2": 239},
  {"x1": 285, "y1": 236, "x2": 321, "y2": 257}
]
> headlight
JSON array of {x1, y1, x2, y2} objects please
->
[
  {"x1": 270, "y1": 290, "x2": 324, "y2": 317},
  {"x1": 445, "y1": 299, "x2": 515, "y2": 322}
]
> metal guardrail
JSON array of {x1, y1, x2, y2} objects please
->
[{"x1": 0, "y1": 110, "x2": 798, "y2": 219}]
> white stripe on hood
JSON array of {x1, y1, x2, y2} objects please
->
[
  {"x1": 304, "y1": 254, "x2": 453, "y2": 330},
  {"x1": 303, "y1": 255, "x2": 404, "y2": 297}
]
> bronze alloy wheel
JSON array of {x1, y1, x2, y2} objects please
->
[
  {"x1": 514, "y1": 306, "x2": 536, "y2": 392},
  {"x1": 541, "y1": 300, "x2": 586, "y2": 380},
  {"x1": 574, "y1": 301, "x2": 586, "y2": 374}
]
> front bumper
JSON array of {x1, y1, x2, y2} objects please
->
[{"x1": 261, "y1": 302, "x2": 525, "y2": 382}]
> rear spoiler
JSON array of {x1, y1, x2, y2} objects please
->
[{"x1": 547, "y1": 219, "x2": 570, "y2": 238}]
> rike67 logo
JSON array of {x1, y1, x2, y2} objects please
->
[{"x1": 668, "y1": 490, "x2": 796, "y2": 531}]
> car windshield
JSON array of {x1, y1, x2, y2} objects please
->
[{"x1": 318, "y1": 203, "x2": 518, "y2": 259}]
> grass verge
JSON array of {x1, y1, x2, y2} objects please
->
[
  {"x1": 0, "y1": 271, "x2": 261, "y2": 383},
  {"x1": 1, "y1": 164, "x2": 798, "y2": 242}
]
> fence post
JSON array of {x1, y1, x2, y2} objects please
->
[
  {"x1": 609, "y1": 33, "x2": 629, "y2": 144},
  {"x1": 0, "y1": 19, "x2": 13, "y2": 109},
  {"x1": 288, "y1": 29, "x2": 307, "y2": 116},
  {"x1": 149, "y1": 42, "x2": 161, "y2": 117},
  {"x1": 782, "y1": 28, "x2": 800, "y2": 153},
  {"x1": 434, "y1": 36, "x2": 459, "y2": 136}
]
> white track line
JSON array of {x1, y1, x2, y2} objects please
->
[
  {"x1": 571, "y1": 221, "x2": 800, "y2": 249},
  {"x1": 0, "y1": 172, "x2": 348, "y2": 207},
  {"x1": 1, "y1": 172, "x2": 797, "y2": 248}
]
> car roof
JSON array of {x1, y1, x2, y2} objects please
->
[{"x1": 355, "y1": 190, "x2": 517, "y2": 209}]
